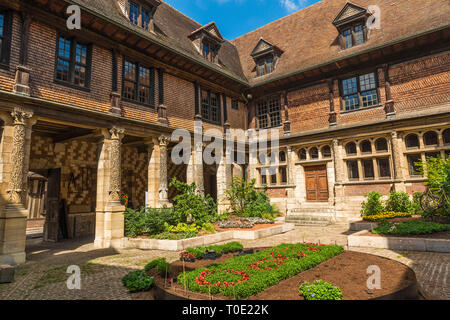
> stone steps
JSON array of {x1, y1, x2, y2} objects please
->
[{"x1": 286, "y1": 207, "x2": 334, "y2": 226}]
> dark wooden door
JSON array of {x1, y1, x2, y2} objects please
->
[
  {"x1": 44, "y1": 168, "x2": 61, "y2": 242},
  {"x1": 305, "y1": 165, "x2": 329, "y2": 202}
]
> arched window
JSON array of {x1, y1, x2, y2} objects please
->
[
  {"x1": 375, "y1": 138, "x2": 388, "y2": 152},
  {"x1": 423, "y1": 131, "x2": 438, "y2": 146},
  {"x1": 322, "y1": 146, "x2": 331, "y2": 158},
  {"x1": 443, "y1": 129, "x2": 450, "y2": 145},
  {"x1": 346, "y1": 142, "x2": 357, "y2": 155},
  {"x1": 298, "y1": 148, "x2": 307, "y2": 160},
  {"x1": 360, "y1": 140, "x2": 372, "y2": 154},
  {"x1": 279, "y1": 151, "x2": 286, "y2": 162},
  {"x1": 309, "y1": 147, "x2": 319, "y2": 159},
  {"x1": 405, "y1": 134, "x2": 419, "y2": 149}
]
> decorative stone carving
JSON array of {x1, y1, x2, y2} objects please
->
[
  {"x1": 158, "y1": 135, "x2": 170, "y2": 204},
  {"x1": 7, "y1": 109, "x2": 33, "y2": 204},
  {"x1": 108, "y1": 127, "x2": 124, "y2": 203}
]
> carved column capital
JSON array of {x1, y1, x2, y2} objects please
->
[
  {"x1": 11, "y1": 108, "x2": 33, "y2": 125},
  {"x1": 158, "y1": 134, "x2": 170, "y2": 147},
  {"x1": 109, "y1": 126, "x2": 124, "y2": 141}
]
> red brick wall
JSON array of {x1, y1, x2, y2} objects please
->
[
  {"x1": 0, "y1": 12, "x2": 21, "y2": 92},
  {"x1": 265, "y1": 188, "x2": 287, "y2": 198},
  {"x1": 344, "y1": 183, "x2": 392, "y2": 197}
]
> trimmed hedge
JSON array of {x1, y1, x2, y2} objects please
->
[
  {"x1": 372, "y1": 220, "x2": 450, "y2": 235},
  {"x1": 178, "y1": 243, "x2": 344, "y2": 299},
  {"x1": 186, "y1": 242, "x2": 244, "y2": 259}
]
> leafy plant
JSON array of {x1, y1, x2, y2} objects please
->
[
  {"x1": 164, "y1": 222, "x2": 198, "y2": 234},
  {"x1": 360, "y1": 192, "x2": 384, "y2": 216},
  {"x1": 122, "y1": 270, "x2": 154, "y2": 292},
  {"x1": 124, "y1": 207, "x2": 178, "y2": 237},
  {"x1": 372, "y1": 220, "x2": 450, "y2": 235},
  {"x1": 144, "y1": 258, "x2": 171, "y2": 277},
  {"x1": 384, "y1": 191, "x2": 413, "y2": 213},
  {"x1": 178, "y1": 243, "x2": 344, "y2": 299},
  {"x1": 299, "y1": 280, "x2": 343, "y2": 300},
  {"x1": 225, "y1": 177, "x2": 278, "y2": 218},
  {"x1": 170, "y1": 178, "x2": 218, "y2": 227}
]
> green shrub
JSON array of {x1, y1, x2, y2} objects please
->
[
  {"x1": 410, "y1": 192, "x2": 423, "y2": 215},
  {"x1": 144, "y1": 258, "x2": 166, "y2": 272},
  {"x1": 372, "y1": 220, "x2": 450, "y2": 236},
  {"x1": 144, "y1": 258, "x2": 171, "y2": 276},
  {"x1": 226, "y1": 177, "x2": 278, "y2": 218},
  {"x1": 124, "y1": 207, "x2": 178, "y2": 237},
  {"x1": 186, "y1": 242, "x2": 244, "y2": 259},
  {"x1": 384, "y1": 191, "x2": 413, "y2": 213},
  {"x1": 299, "y1": 280, "x2": 343, "y2": 300},
  {"x1": 122, "y1": 270, "x2": 154, "y2": 292},
  {"x1": 178, "y1": 243, "x2": 344, "y2": 299},
  {"x1": 164, "y1": 222, "x2": 198, "y2": 234},
  {"x1": 361, "y1": 192, "x2": 384, "y2": 216},
  {"x1": 170, "y1": 178, "x2": 218, "y2": 227},
  {"x1": 151, "y1": 231, "x2": 197, "y2": 240}
]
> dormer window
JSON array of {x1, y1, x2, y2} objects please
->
[
  {"x1": 333, "y1": 3, "x2": 370, "y2": 50},
  {"x1": 125, "y1": 0, "x2": 160, "y2": 31},
  {"x1": 250, "y1": 39, "x2": 283, "y2": 78},
  {"x1": 189, "y1": 22, "x2": 224, "y2": 64}
]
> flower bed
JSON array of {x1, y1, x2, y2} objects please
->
[
  {"x1": 183, "y1": 242, "x2": 244, "y2": 260},
  {"x1": 217, "y1": 217, "x2": 275, "y2": 229},
  {"x1": 177, "y1": 243, "x2": 344, "y2": 299},
  {"x1": 362, "y1": 212, "x2": 412, "y2": 222}
]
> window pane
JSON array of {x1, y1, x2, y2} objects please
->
[
  {"x1": 423, "y1": 131, "x2": 438, "y2": 146},
  {"x1": 279, "y1": 151, "x2": 286, "y2": 162},
  {"x1": 123, "y1": 80, "x2": 136, "y2": 100},
  {"x1": 260, "y1": 168, "x2": 267, "y2": 185},
  {"x1": 201, "y1": 90, "x2": 209, "y2": 120},
  {"x1": 343, "y1": 77, "x2": 358, "y2": 95},
  {"x1": 322, "y1": 146, "x2": 331, "y2": 158},
  {"x1": 56, "y1": 59, "x2": 69, "y2": 81},
  {"x1": 354, "y1": 25, "x2": 364, "y2": 45},
  {"x1": 360, "y1": 140, "x2": 372, "y2": 153},
  {"x1": 258, "y1": 115, "x2": 268, "y2": 129},
  {"x1": 377, "y1": 158, "x2": 391, "y2": 178},
  {"x1": 360, "y1": 73, "x2": 376, "y2": 91},
  {"x1": 124, "y1": 61, "x2": 136, "y2": 81},
  {"x1": 348, "y1": 161, "x2": 359, "y2": 180},
  {"x1": 0, "y1": 14, "x2": 4, "y2": 36},
  {"x1": 142, "y1": 9, "x2": 150, "y2": 30},
  {"x1": 138, "y1": 85, "x2": 149, "y2": 104},
  {"x1": 344, "y1": 94, "x2": 360, "y2": 110},
  {"x1": 210, "y1": 94, "x2": 218, "y2": 122},
  {"x1": 346, "y1": 142, "x2": 357, "y2": 155},
  {"x1": 258, "y1": 60, "x2": 265, "y2": 76},
  {"x1": 363, "y1": 159, "x2": 374, "y2": 179},
  {"x1": 343, "y1": 29, "x2": 352, "y2": 48},
  {"x1": 270, "y1": 112, "x2": 281, "y2": 127},
  {"x1": 375, "y1": 138, "x2": 388, "y2": 152},
  {"x1": 266, "y1": 57, "x2": 273, "y2": 74},
  {"x1": 310, "y1": 147, "x2": 319, "y2": 159},
  {"x1": 232, "y1": 100, "x2": 238, "y2": 110},
  {"x1": 58, "y1": 37, "x2": 71, "y2": 59},
  {"x1": 74, "y1": 65, "x2": 86, "y2": 86},
  {"x1": 425, "y1": 152, "x2": 440, "y2": 160},
  {"x1": 407, "y1": 154, "x2": 422, "y2": 176},
  {"x1": 361, "y1": 89, "x2": 378, "y2": 107},
  {"x1": 75, "y1": 44, "x2": 87, "y2": 65},
  {"x1": 202, "y1": 42, "x2": 209, "y2": 58},
  {"x1": 271, "y1": 172, "x2": 277, "y2": 184},
  {"x1": 280, "y1": 167, "x2": 287, "y2": 184},
  {"x1": 129, "y1": 2, "x2": 139, "y2": 25},
  {"x1": 405, "y1": 134, "x2": 419, "y2": 149},
  {"x1": 443, "y1": 129, "x2": 450, "y2": 145},
  {"x1": 298, "y1": 149, "x2": 307, "y2": 160},
  {"x1": 139, "y1": 67, "x2": 150, "y2": 86}
]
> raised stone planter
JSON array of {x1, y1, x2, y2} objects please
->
[
  {"x1": 117, "y1": 223, "x2": 295, "y2": 251},
  {"x1": 0, "y1": 264, "x2": 15, "y2": 283},
  {"x1": 348, "y1": 230, "x2": 450, "y2": 253},
  {"x1": 349, "y1": 221, "x2": 378, "y2": 231}
]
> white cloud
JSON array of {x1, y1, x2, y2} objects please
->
[{"x1": 279, "y1": 0, "x2": 309, "y2": 12}]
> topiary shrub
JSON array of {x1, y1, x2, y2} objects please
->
[
  {"x1": 122, "y1": 270, "x2": 154, "y2": 292},
  {"x1": 361, "y1": 192, "x2": 384, "y2": 216}
]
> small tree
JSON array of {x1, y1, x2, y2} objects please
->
[
  {"x1": 225, "y1": 177, "x2": 278, "y2": 218},
  {"x1": 170, "y1": 178, "x2": 217, "y2": 226},
  {"x1": 360, "y1": 192, "x2": 383, "y2": 216},
  {"x1": 384, "y1": 191, "x2": 413, "y2": 213}
]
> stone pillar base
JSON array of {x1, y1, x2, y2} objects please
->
[
  {"x1": 94, "y1": 204, "x2": 125, "y2": 249},
  {"x1": 393, "y1": 181, "x2": 407, "y2": 193},
  {"x1": 0, "y1": 203, "x2": 28, "y2": 266},
  {"x1": 217, "y1": 201, "x2": 231, "y2": 215}
]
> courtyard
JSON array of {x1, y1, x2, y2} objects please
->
[{"x1": 1, "y1": 225, "x2": 448, "y2": 300}]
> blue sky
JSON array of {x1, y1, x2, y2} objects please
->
[{"x1": 164, "y1": 0, "x2": 321, "y2": 40}]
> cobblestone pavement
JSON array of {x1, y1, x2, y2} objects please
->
[{"x1": 0, "y1": 227, "x2": 448, "y2": 300}]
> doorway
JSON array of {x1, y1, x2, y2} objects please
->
[{"x1": 304, "y1": 165, "x2": 329, "y2": 202}]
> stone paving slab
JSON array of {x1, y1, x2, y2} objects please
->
[{"x1": 0, "y1": 227, "x2": 448, "y2": 300}]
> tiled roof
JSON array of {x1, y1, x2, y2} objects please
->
[{"x1": 231, "y1": 0, "x2": 450, "y2": 86}]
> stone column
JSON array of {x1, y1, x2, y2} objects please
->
[
  {"x1": 94, "y1": 127, "x2": 125, "y2": 249},
  {"x1": 217, "y1": 145, "x2": 232, "y2": 214},
  {"x1": 390, "y1": 131, "x2": 406, "y2": 192},
  {"x1": 158, "y1": 135, "x2": 170, "y2": 207},
  {"x1": 0, "y1": 108, "x2": 34, "y2": 265},
  {"x1": 194, "y1": 141, "x2": 205, "y2": 196},
  {"x1": 145, "y1": 139, "x2": 160, "y2": 208}
]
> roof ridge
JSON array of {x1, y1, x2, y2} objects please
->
[{"x1": 231, "y1": 0, "x2": 324, "y2": 42}]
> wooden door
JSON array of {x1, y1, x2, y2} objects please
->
[
  {"x1": 305, "y1": 165, "x2": 329, "y2": 202},
  {"x1": 44, "y1": 168, "x2": 61, "y2": 242}
]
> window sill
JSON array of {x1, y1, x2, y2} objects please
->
[
  {"x1": 54, "y1": 79, "x2": 90, "y2": 93},
  {"x1": 295, "y1": 158, "x2": 332, "y2": 165},
  {"x1": 341, "y1": 179, "x2": 394, "y2": 186},
  {"x1": 122, "y1": 98, "x2": 156, "y2": 110},
  {"x1": 340, "y1": 104, "x2": 383, "y2": 115}
]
